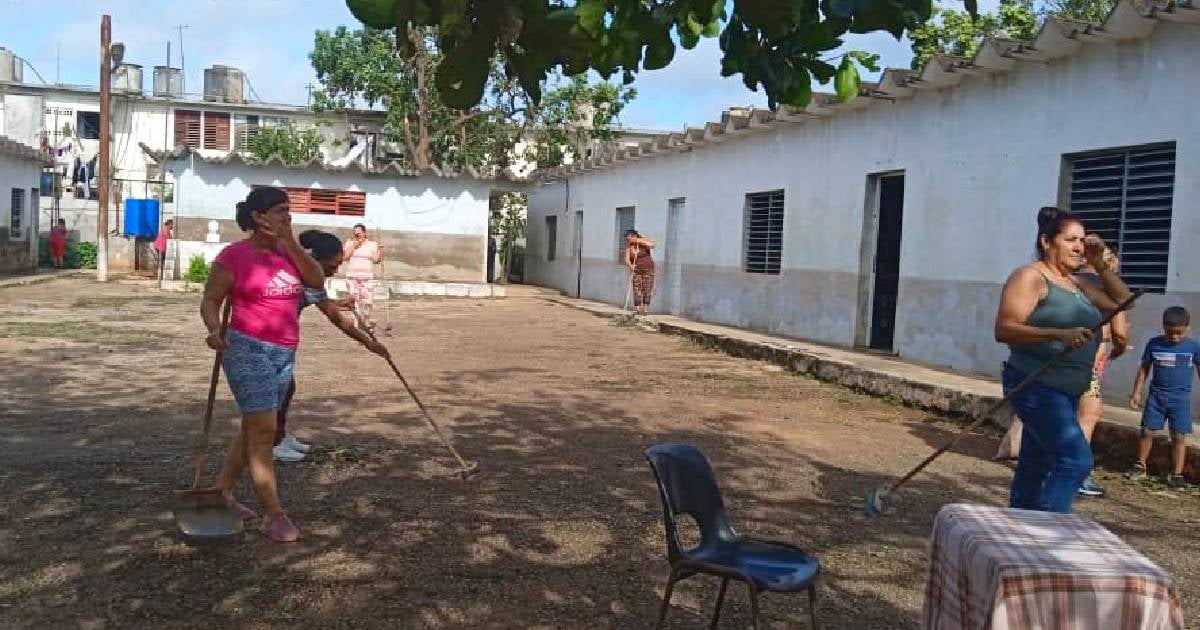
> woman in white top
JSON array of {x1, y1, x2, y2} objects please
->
[{"x1": 343, "y1": 223, "x2": 382, "y2": 329}]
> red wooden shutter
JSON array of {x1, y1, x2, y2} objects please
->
[
  {"x1": 204, "y1": 112, "x2": 230, "y2": 150},
  {"x1": 284, "y1": 187, "x2": 310, "y2": 213},
  {"x1": 336, "y1": 191, "x2": 366, "y2": 216},
  {"x1": 174, "y1": 110, "x2": 201, "y2": 148},
  {"x1": 309, "y1": 189, "x2": 337, "y2": 214}
]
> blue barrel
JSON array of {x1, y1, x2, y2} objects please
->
[{"x1": 123, "y1": 198, "x2": 161, "y2": 238}]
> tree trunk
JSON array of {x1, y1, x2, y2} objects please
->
[{"x1": 412, "y1": 29, "x2": 432, "y2": 170}]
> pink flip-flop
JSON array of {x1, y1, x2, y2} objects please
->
[{"x1": 259, "y1": 512, "x2": 302, "y2": 543}]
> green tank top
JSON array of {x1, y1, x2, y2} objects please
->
[{"x1": 1006, "y1": 272, "x2": 1102, "y2": 396}]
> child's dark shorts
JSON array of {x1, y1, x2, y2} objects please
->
[{"x1": 1141, "y1": 391, "x2": 1193, "y2": 435}]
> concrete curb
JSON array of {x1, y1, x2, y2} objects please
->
[
  {"x1": 0, "y1": 269, "x2": 89, "y2": 289},
  {"x1": 548, "y1": 294, "x2": 1200, "y2": 480}
]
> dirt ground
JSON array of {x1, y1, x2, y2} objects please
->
[{"x1": 0, "y1": 277, "x2": 1196, "y2": 630}]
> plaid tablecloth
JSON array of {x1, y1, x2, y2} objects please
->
[{"x1": 923, "y1": 504, "x2": 1183, "y2": 630}]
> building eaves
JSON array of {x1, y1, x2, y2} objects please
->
[
  {"x1": 139, "y1": 143, "x2": 524, "y2": 183},
  {"x1": 533, "y1": 0, "x2": 1196, "y2": 183},
  {"x1": 0, "y1": 135, "x2": 53, "y2": 166}
]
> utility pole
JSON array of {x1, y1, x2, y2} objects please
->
[
  {"x1": 174, "y1": 25, "x2": 190, "y2": 95},
  {"x1": 97, "y1": 14, "x2": 111, "y2": 282}
]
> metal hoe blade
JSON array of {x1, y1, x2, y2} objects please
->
[
  {"x1": 173, "y1": 488, "x2": 244, "y2": 545},
  {"x1": 863, "y1": 485, "x2": 895, "y2": 519}
]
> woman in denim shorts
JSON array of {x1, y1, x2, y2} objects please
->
[{"x1": 199, "y1": 187, "x2": 326, "y2": 542}]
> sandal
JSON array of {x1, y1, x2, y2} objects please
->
[{"x1": 259, "y1": 512, "x2": 302, "y2": 543}]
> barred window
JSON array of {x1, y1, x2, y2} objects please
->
[
  {"x1": 1067, "y1": 143, "x2": 1175, "y2": 292},
  {"x1": 743, "y1": 190, "x2": 784, "y2": 274}
]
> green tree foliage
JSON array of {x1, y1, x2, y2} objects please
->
[
  {"x1": 309, "y1": 26, "x2": 635, "y2": 172},
  {"x1": 343, "y1": 0, "x2": 945, "y2": 110},
  {"x1": 909, "y1": 0, "x2": 1120, "y2": 71},
  {"x1": 909, "y1": 0, "x2": 1036, "y2": 69},
  {"x1": 246, "y1": 125, "x2": 325, "y2": 164},
  {"x1": 1041, "y1": 0, "x2": 1116, "y2": 23}
]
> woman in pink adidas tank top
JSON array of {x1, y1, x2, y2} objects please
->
[{"x1": 199, "y1": 186, "x2": 326, "y2": 543}]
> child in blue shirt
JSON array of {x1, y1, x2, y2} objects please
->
[{"x1": 1128, "y1": 306, "x2": 1200, "y2": 488}]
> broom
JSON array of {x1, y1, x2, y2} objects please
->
[{"x1": 863, "y1": 288, "x2": 1144, "y2": 518}]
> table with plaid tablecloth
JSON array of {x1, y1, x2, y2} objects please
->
[{"x1": 923, "y1": 503, "x2": 1183, "y2": 630}]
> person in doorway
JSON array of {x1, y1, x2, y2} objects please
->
[
  {"x1": 49, "y1": 219, "x2": 68, "y2": 268},
  {"x1": 153, "y1": 219, "x2": 174, "y2": 279},
  {"x1": 1072, "y1": 246, "x2": 1129, "y2": 498},
  {"x1": 625, "y1": 229, "x2": 656, "y2": 316},
  {"x1": 272, "y1": 230, "x2": 391, "y2": 462},
  {"x1": 1127, "y1": 306, "x2": 1200, "y2": 489},
  {"x1": 200, "y1": 186, "x2": 326, "y2": 543},
  {"x1": 343, "y1": 223, "x2": 382, "y2": 329},
  {"x1": 994, "y1": 207, "x2": 1131, "y2": 514}
]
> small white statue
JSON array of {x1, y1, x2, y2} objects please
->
[{"x1": 205, "y1": 220, "x2": 220, "y2": 243}]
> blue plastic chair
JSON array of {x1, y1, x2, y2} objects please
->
[{"x1": 645, "y1": 443, "x2": 821, "y2": 630}]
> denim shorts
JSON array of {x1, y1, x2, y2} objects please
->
[
  {"x1": 222, "y1": 329, "x2": 296, "y2": 414},
  {"x1": 1142, "y1": 391, "x2": 1193, "y2": 435}
]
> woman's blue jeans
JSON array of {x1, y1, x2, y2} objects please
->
[{"x1": 1003, "y1": 364, "x2": 1093, "y2": 513}]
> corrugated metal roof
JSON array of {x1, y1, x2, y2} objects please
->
[
  {"x1": 0, "y1": 135, "x2": 53, "y2": 165},
  {"x1": 536, "y1": 0, "x2": 1198, "y2": 181},
  {"x1": 140, "y1": 143, "x2": 523, "y2": 183}
]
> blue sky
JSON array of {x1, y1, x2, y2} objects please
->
[{"x1": 1, "y1": 0, "x2": 1000, "y2": 131}]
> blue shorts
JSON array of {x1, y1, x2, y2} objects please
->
[
  {"x1": 222, "y1": 329, "x2": 296, "y2": 414},
  {"x1": 1141, "y1": 391, "x2": 1193, "y2": 435}
]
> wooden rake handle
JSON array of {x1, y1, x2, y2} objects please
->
[
  {"x1": 885, "y1": 288, "x2": 1145, "y2": 495},
  {"x1": 191, "y1": 300, "x2": 231, "y2": 489},
  {"x1": 350, "y1": 308, "x2": 475, "y2": 473}
]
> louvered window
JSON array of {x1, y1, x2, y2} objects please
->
[
  {"x1": 615, "y1": 206, "x2": 635, "y2": 262},
  {"x1": 235, "y1": 115, "x2": 260, "y2": 150},
  {"x1": 203, "y1": 112, "x2": 230, "y2": 150},
  {"x1": 271, "y1": 186, "x2": 367, "y2": 217},
  {"x1": 1067, "y1": 143, "x2": 1175, "y2": 293},
  {"x1": 174, "y1": 109, "x2": 201, "y2": 149},
  {"x1": 545, "y1": 216, "x2": 557, "y2": 261},
  {"x1": 743, "y1": 190, "x2": 784, "y2": 275},
  {"x1": 9, "y1": 188, "x2": 24, "y2": 240}
]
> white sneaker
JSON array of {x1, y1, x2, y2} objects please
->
[
  {"x1": 273, "y1": 443, "x2": 305, "y2": 462},
  {"x1": 281, "y1": 434, "x2": 312, "y2": 453}
]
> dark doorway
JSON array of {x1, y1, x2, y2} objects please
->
[{"x1": 869, "y1": 174, "x2": 905, "y2": 351}]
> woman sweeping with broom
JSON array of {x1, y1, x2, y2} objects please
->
[
  {"x1": 994, "y1": 207, "x2": 1131, "y2": 514},
  {"x1": 200, "y1": 187, "x2": 326, "y2": 543},
  {"x1": 271, "y1": 230, "x2": 391, "y2": 463}
]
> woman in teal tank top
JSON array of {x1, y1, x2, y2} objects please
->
[{"x1": 994, "y1": 207, "x2": 1132, "y2": 513}]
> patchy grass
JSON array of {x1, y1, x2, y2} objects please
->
[
  {"x1": 0, "y1": 320, "x2": 169, "y2": 345},
  {"x1": 71, "y1": 294, "x2": 193, "y2": 309}
]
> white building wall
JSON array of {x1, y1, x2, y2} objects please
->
[
  {"x1": 168, "y1": 157, "x2": 492, "y2": 282},
  {"x1": 0, "y1": 152, "x2": 43, "y2": 272},
  {"x1": 171, "y1": 158, "x2": 489, "y2": 235},
  {"x1": 527, "y1": 21, "x2": 1200, "y2": 402}
]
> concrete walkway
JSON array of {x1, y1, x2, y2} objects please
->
[
  {"x1": 0, "y1": 268, "x2": 87, "y2": 290},
  {"x1": 544, "y1": 293, "x2": 1197, "y2": 479}
]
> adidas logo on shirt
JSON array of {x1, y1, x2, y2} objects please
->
[{"x1": 264, "y1": 270, "x2": 304, "y2": 298}]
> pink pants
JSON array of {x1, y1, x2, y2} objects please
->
[{"x1": 346, "y1": 276, "x2": 375, "y2": 320}]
